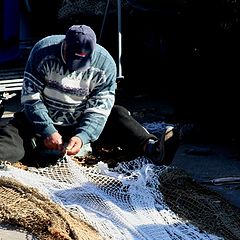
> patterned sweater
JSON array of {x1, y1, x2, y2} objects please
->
[{"x1": 21, "y1": 35, "x2": 117, "y2": 145}]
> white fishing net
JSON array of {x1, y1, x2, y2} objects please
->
[
  {"x1": 1, "y1": 121, "x2": 240, "y2": 239},
  {"x1": 0, "y1": 156, "x2": 222, "y2": 240}
]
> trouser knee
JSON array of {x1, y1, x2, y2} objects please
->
[
  {"x1": 111, "y1": 105, "x2": 130, "y2": 118},
  {"x1": 0, "y1": 123, "x2": 25, "y2": 163},
  {"x1": 0, "y1": 137, "x2": 25, "y2": 163}
]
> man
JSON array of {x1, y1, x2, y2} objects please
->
[{"x1": 0, "y1": 25, "x2": 179, "y2": 166}]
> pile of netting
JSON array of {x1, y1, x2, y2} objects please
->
[
  {"x1": 1, "y1": 121, "x2": 240, "y2": 239},
  {"x1": 57, "y1": 0, "x2": 186, "y2": 19},
  {"x1": 0, "y1": 175, "x2": 101, "y2": 240},
  {"x1": 1, "y1": 155, "x2": 240, "y2": 240},
  {"x1": 58, "y1": 0, "x2": 128, "y2": 19}
]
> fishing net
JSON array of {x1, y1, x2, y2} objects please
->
[
  {"x1": 0, "y1": 121, "x2": 240, "y2": 239},
  {"x1": 159, "y1": 167, "x2": 240, "y2": 240},
  {"x1": 0, "y1": 176, "x2": 102, "y2": 240},
  {"x1": 1, "y1": 156, "x2": 240, "y2": 240},
  {"x1": 57, "y1": 0, "x2": 186, "y2": 19},
  {"x1": 58, "y1": 0, "x2": 128, "y2": 19}
]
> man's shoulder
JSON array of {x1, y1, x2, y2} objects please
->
[
  {"x1": 34, "y1": 35, "x2": 65, "y2": 49},
  {"x1": 93, "y1": 44, "x2": 116, "y2": 67},
  {"x1": 95, "y1": 44, "x2": 111, "y2": 57}
]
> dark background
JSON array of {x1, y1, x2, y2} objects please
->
[{"x1": 1, "y1": 0, "x2": 240, "y2": 143}]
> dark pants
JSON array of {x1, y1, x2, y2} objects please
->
[{"x1": 0, "y1": 105, "x2": 156, "y2": 164}]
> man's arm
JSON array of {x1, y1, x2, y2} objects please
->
[
  {"x1": 21, "y1": 39, "x2": 59, "y2": 140},
  {"x1": 74, "y1": 65, "x2": 117, "y2": 145}
]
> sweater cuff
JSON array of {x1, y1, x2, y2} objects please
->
[
  {"x1": 75, "y1": 131, "x2": 90, "y2": 146},
  {"x1": 41, "y1": 124, "x2": 58, "y2": 138}
]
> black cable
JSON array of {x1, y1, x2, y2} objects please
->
[{"x1": 98, "y1": 0, "x2": 110, "y2": 43}]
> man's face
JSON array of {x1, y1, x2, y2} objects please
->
[{"x1": 64, "y1": 41, "x2": 91, "y2": 71}]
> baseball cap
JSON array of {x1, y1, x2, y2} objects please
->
[{"x1": 64, "y1": 25, "x2": 96, "y2": 71}]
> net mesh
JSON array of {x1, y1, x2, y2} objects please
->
[
  {"x1": 159, "y1": 167, "x2": 240, "y2": 240},
  {"x1": 0, "y1": 122, "x2": 240, "y2": 239},
  {"x1": 1, "y1": 156, "x2": 240, "y2": 240},
  {"x1": 58, "y1": 0, "x2": 128, "y2": 19},
  {"x1": 0, "y1": 175, "x2": 102, "y2": 240}
]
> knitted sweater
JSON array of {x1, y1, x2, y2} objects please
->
[{"x1": 21, "y1": 35, "x2": 117, "y2": 145}]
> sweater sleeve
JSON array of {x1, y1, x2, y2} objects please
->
[
  {"x1": 21, "y1": 42, "x2": 57, "y2": 138},
  {"x1": 74, "y1": 62, "x2": 117, "y2": 145}
]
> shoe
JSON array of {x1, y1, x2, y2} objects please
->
[
  {"x1": 145, "y1": 138, "x2": 165, "y2": 165},
  {"x1": 163, "y1": 127, "x2": 180, "y2": 165},
  {"x1": 145, "y1": 126, "x2": 179, "y2": 166}
]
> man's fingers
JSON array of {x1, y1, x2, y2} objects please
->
[
  {"x1": 65, "y1": 137, "x2": 82, "y2": 155},
  {"x1": 66, "y1": 143, "x2": 81, "y2": 155},
  {"x1": 44, "y1": 138, "x2": 64, "y2": 150}
]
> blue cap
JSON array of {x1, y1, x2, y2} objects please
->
[{"x1": 65, "y1": 25, "x2": 96, "y2": 71}]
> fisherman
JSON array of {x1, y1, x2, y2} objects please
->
[{"x1": 0, "y1": 25, "x2": 179, "y2": 166}]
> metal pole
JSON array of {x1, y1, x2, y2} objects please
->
[{"x1": 117, "y1": 0, "x2": 124, "y2": 82}]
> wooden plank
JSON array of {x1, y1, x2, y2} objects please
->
[{"x1": 0, "y1": 79, "x2": 23, "y2": 84}]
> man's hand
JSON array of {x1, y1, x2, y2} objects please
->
[
  {"x1": 66, "y1": 136, "x2": 83, "y2": 155},
  {"x1": 44, "y1": 132, "x2": 63, "y2": 150}
]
